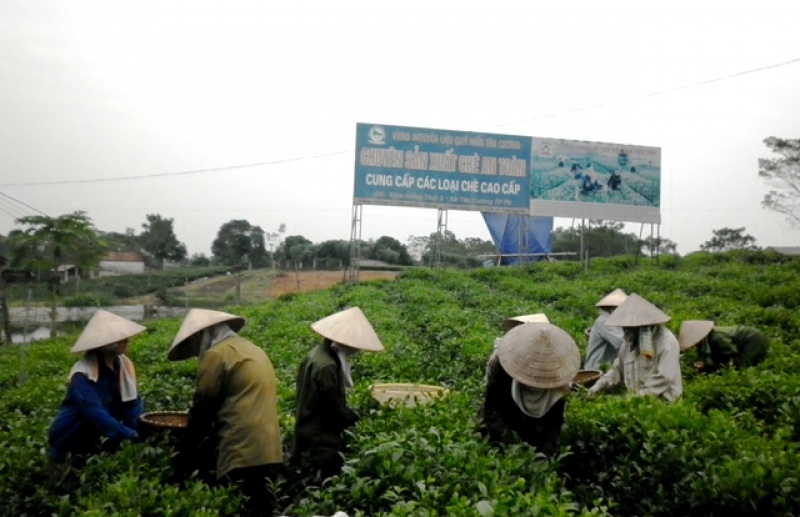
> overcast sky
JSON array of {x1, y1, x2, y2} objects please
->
[{"x1": 1, "y1": 1, "x2": 798, "y2": 256}]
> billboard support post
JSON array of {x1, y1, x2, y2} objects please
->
[
  {"x1": 579, "y1": 219, "x2": 586, "y2": 271},
  {"x1": 347, "y1": 204, "x2": 363, "y2": 283},
  {"x1": 434, "y1": 209, "x2": 448, "y2": 271}
]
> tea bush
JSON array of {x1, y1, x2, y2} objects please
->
[{"x1": 1, "y1": 251, "x2": 799, "y2": 515}]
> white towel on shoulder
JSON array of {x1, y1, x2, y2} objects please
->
[{"x1": 69, "y1": 353, "x2": 138, "y2": 402}]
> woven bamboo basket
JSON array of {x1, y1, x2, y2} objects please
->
[
  {"x1": 369, "y1": 383, "x2": 450, "y2": 408},
  {"x1": 139, "y1": 410, "x2": 189, "y2": 440},
  {"x1": 572, "y1": 369, "x2": 603, "y2": 388}
]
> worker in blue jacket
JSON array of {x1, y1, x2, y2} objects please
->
[{"x1": 46, "y1": 310, "x2": 146, "y2": 479}]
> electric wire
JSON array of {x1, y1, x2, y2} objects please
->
[{"x1": 0, "y1": 57, "x2": 796, "y2": 188}]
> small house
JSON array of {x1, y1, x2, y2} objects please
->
[{"x1": 99, "y1": 252, "x2": 146, "y2": 275}]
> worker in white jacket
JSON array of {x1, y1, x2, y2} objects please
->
[{"x1": 588, "y1": 293, "x2": 683, "y2": 403}]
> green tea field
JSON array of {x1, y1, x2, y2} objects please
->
[{"x1": 1, "y1": 251, "x2": 799, "y2": 516}]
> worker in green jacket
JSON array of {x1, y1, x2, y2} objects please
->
[
  {"x1": 678, "y1": 320, "x2": 770, "y2": 372},
  {"x1": 168, "y1": 309, "x2": 283, "y2": 516},
  {"x1": 291, "y1": 306, "x2": 384, "y2": 480}
]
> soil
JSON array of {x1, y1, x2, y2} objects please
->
[{"x1": 264, "y1": 270, "x2": 398, "y2": 298}]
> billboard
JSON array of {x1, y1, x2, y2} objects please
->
[
  {"x1": 529, "y1": 137, "x2": 662, "y2": 223},
  {"x1": 354, "y1": 123, "x2": 531, "y2": 214}
]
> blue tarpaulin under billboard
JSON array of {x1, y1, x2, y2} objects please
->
[{"x1": 481, "y1": 213, "x2": 554, "y2": 265}]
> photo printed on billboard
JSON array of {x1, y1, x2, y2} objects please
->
[
  {"x1": 354, "y1": 123, "x2": 531, "y2": 214},
  {"x1": 529, "y1": 137, "x2": 661, "y2": 223}
]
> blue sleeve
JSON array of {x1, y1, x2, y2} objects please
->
[
  {"x1": 72, "y1": 374, "x2": 138, "y2": 440},
  {"x1": 120, "y1": 397, "x2": 144, "y2": 431}
]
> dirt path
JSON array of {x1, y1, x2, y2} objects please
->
[{"x1": 264, "y1": 270, "x2": 398, "y2": 298}]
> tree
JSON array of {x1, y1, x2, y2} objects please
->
[
  {"x1": 248, "y1": 226, "x2": 269, "y2": 268},
  {"x1": 189, "y1": 253, "x2": 211, "y2": 267},
  {"x1": 140, "y1": 214, "x2": 187, "y2": 268},
  {"x1": 759, "y1": 137, "x2": 800, "y2": 227},
  {"x1": 551, "y1": 220, "x2": 641, "y2": 258},
  {"x1": 462, "y1": 237, "x2": 497, "y2": 257},
  {"x1": 101, "y1": 228, "x2": 139, "y2": 252},
  {"x1": 316, "y1": 239, "x2": 351, "y2": 267},
  {"x1": 366, "y1": 236, "x2": 413, "y2": 266},
  {"x1": 11, "y1": 211, "x2": 107, "y2": 335},
  {"x1": 275, "y1": 235, "x2": 316, "y2": 268},
  {"x1": 699, "y1": 227, "x2": 759, "y2": 252},
  {"x1": 643, "y1": 237, "x2": 678, "y2": 257},
  {"x1": 212, "y1": 220, "x2": 256, "y2": 266},
  {"x1": 0, "y1": 235, "x2": 11, "y2": 344}
]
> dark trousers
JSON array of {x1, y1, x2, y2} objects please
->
[{"x1": 222, "y1": 463, "x2": 282, "y2": 517}]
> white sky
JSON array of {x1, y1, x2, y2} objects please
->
[{"x1": 1, "y1": 1, "x2": 798, "y2": 256}]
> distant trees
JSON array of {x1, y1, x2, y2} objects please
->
[
  {"x1": 316, "y1": 239, "x2": 351, "y2": 267},
  {"x1": 9, "y1": 211, "x2": 107, "y2": 335},
  {"x1": 700, "y1": 227, "x2": 759, "y2": 252},
  {"x1": 408, "y1": 230, "x2": 497, "y2": 268},
  {"x1": 366, "y1": 236, "x2": 413, "y2": 266},
  {"x1": 551, "y1": 220, "x2": 641, "y2": 258},
  {"x1": 211, "y1": 219, "x2": 268, "y2": 267},
  {"x1": 759, "y1": 137, "x2": 800, "y2": 227},
  {"x1": 275, "y1": 235, "x2": 315, "y2": 268},
  {"x1": 189, "y1": 253, "x2": 211, "y2": 267},
  {"x1": 140, "y1": 214, "x2": 187, "y2": 268}
]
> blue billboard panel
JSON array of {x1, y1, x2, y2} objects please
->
[
  {"x1": 529, "y1": 138, "x2": 662, "y2": 224},
  {"x1": 354, "y1": 123, "x2": 531, "y2": 214}
]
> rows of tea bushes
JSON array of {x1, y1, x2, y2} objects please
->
[{"x1": 1, "y1": 250, "x2": 799, "y2": 515}]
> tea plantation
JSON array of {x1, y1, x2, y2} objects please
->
[{"x1": 1, "y1": 251, "x2": 799, "y2": 516}]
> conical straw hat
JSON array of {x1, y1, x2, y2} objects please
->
[
  {"x1": 595, "y1": 288, "x2": 628, "y2": 308},
  {"x1": 502, "y1": 313, "x2": 549, "y2": 332},
  {"x1": 168, "y1": 309, "x2": 245, "y2": 361},
  {"x1": 496, "y1": 322, "x2": 580, "y2": 389},
  {"x1": 70, "y1": 309, "x2": 147, "y2": 353},
  {"x1": 604, "y1": 293, "x2": 670, "y2": 327},
  {"x1": 311, "y1": 306, "x2": 384, "y2": 352},
  {"x1": 678, "y1": 320, "x2": 715, "y2": 351}
]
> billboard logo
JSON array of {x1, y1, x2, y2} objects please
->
[
  {"x1": 368, "y1": 126, "x2": 386, "y2": 145},
  {"x1": 538, "y1": 141, "x2": 553, "y2": 157}
]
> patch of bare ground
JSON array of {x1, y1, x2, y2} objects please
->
[{"x1": 264, "y1": 270, "x2": 398, "y2": 298}]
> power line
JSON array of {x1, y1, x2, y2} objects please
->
[
  {"x1": 490, "y1": 56, "x2": 800, "y2": 129},
  {"x1": 0, "y1": 151, "x2": 350, "y2": 187},
  {"x1": 0, "y1": 191, "x2": 48, "y2": 219},
  {"x1": 0, "y1": 57, "x2": 797, "y2": 188}
]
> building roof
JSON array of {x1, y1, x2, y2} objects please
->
[
  {"x1": 102, "y1": 252, "x2": 144, "y2": 262},
  {"x1": 766, "y1": 246, "x2": 800, "y2": 257}
]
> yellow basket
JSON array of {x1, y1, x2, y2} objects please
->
[{"x1": 369, "y1": 383, "x2": 450, "y2": 408}]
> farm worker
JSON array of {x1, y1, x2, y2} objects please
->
[
  {"x1": 484, "y1": 313, "x2": 549, "y2": 382},
  {"x1": 678, "y1": 320, "x2": 769, "y2": 372},
  {"x1": 291, "y1": 306, "x2": 384, "y2": 479},
  {"x1": 168, "y1": 309, "x2": 282, "y2": 516},
  {"x1": 583, "y1": 289, "x2": 627, "y2": 371},
  {"x1": 45, "y1": 310, "x2": 146, "y2": 476},
  {"x1": 589, "y1": 294, "x2": 683, "y2": 403},
  {"x1": 478, "y1": 322, "x2": 580, "y2": 457}
]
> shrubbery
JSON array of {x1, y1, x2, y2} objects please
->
[{"x1": 0, "y1": 251, "x2": 798, "y2": 515}]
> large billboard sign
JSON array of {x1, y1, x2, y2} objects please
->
[
  {"x1": 529, "y1": 138, "x2": 662, "y2": 223},
  {"x1": 354, "y1": 123, "x2": 531, "y2": 214}
]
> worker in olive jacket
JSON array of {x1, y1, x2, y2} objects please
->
[
  {"x1": 678, "y1": 320, "x2": 769, "y2": 372},
  {"x1": 168, "y1": 309, "x2": 282, "y2": 516},
  {"x1": 291, "y1": 306, "x2": 384, "y2": 480}
]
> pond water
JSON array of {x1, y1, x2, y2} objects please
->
[{"x1": 9, "y1": 306, "x2": 191, "y2": 344}]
